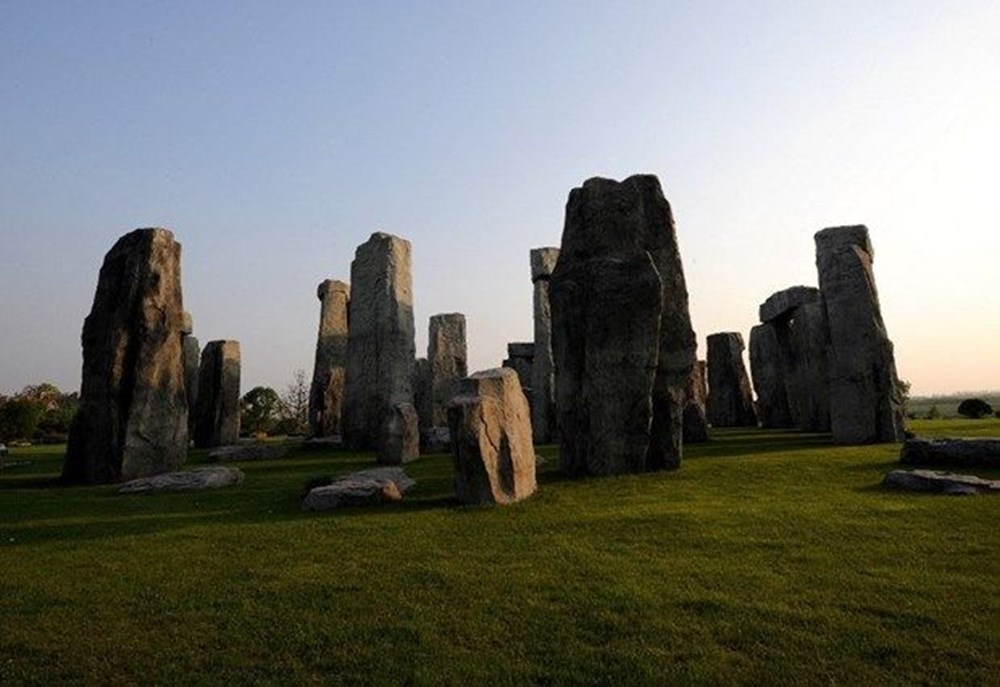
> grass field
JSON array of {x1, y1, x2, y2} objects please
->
[
  {"x1": 908, "y1": 392, "x2": 1000, "y2": 419},
  {"x1": 2, "y1": 419, "x2": 998, "y2": 685}
]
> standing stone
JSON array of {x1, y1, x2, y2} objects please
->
[
  {"x1": 63, "y1": 228, "x2": 188, "y2": 483},
  {"x1": 412, "y1": 357, "x2": 432, "y2": 429},
  {"x1": 682, "y1": 360, "x2": 710, "y2": 443},
  {"x1": 551, "y1": 175, "x2": 696, "y2": 475},
  {"x1": 309, "y1": 280, "x2": 350, "y2": 437},
  {"x1": 749, "y1": 323, "x2": 792, "y2": 429},
  {"x1": 530, "y1": 247, "x2": 560, "y2": 444},
  {"x1": 448, "y1": 368, "x2": 536, "y2": 505},
  {"x1": 815, "y1": 225, "x2": 905, "y2": 444},
  {"x1": 193, "y1": 340, "x2": 241, "y2": 448},
  {"x1": 706, "y1": 332, "x2": 758, "y2": 428},
  {"x1": 428, "y1": 313, "x2": 468, "y2": 426},
  {"x1": 180, "y1": 312, "x2": 200, "y2": 437},
  {"x1": 784, "y1": 298, "x2": 831, "y2": 432},
  {"x1": 342, "y1": 232, "x2": 416, "y2": 451},
  {"x1": 378, "y1": 402, "x2": 419, "y2": 465},
  {"x1": 501, "y1": 343, "x2": 534, "y2": 393}
]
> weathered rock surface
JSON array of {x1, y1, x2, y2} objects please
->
[
  {"x1": 759, "y1": 286, "x2": 821, "y2": 323},
  {"x1": 551, "y1": 175, "x2": 696, "y2": 474},
  {"x1": 342, "y1": 233, "x2": 416, "y2": 451},
  {"x1": 501, "y1": 342, "x2": 534, "y2": 394},
  {"x1": 682, "y1": 360, "x2": 710, "y2": 443},
  {"x1": 428, "y1": 313, "x2": 467, "y2": 426},
  {"x1": 706, "y1": 332, "x2": 757, "y2": 428},
  {"x1": 309, "y1": 280, "x2": 350, "y2": 437},
  {"x1": 816, "y1": 225, "x2": 905, "y2": 444},
  {"x1": 412, "y1": 357, "x2": 432, "y2": 430},
  {"x1": 119, "y1": 467, "x2": 244, "y2": 494},
  {"x1": 784, "y1": 300, "x2": 831, "y2": 432},
  {"x1": 63, "y1": 228, "x2": 188, "y2": 484},
  {"x1": 420, "y1": 426, "x2": 452, "y2": 454},
  {"x1": 749, "y1": 323, "x2": 792, "y2": 429},
  {"x1": 302, "y1": 466, "x2": 416, "y2": 510},
  {"x1": 899, "y1": 438, "x2": 1000, "y2": 469},
  {"x1": 448, "y1": 368, "x2": 537, "y2": 504},
  {"x1": 208, "y1": 444, "x2": 290, "y2": 462},
  {"x1": 530, "y1": 247, "x2": 560, "y2": 444},
  {"x1": 182, "y1": 334, "x2": 200, "y2": 434},
  {"x1": 882, "y1": 469, "x2": 999, "y2": 495},
  {"x1": 378, "y1": 402, "x2": 419, "y2": 465},
  {"x1": 193, "y1": 340, "x2": 241, "y2": 449}
]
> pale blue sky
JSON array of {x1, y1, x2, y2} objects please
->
[{"x1": 2, "y1": 1, "x2": 998, "y2": 396}]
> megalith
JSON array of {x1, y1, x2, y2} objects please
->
[
  {"x1": 530, "y1": 247, "x2": 560, "y2": 445},
  {"x1": 428, "y1": 313, "x2": 467, "y2": 426},
  {"x1": 748, "y1": 323, "x2": 792, "y2": 429},
  {"x1": 448, "y1": 368, "x2": 536, "y2": 505},
  {"x1": 501, "y1": 342, "x2": 534, "y2": 394},
  {"x1": 63, "y1": 228, "x2": 188, "y2": 483},
  {"x1": 308, "y1": 279, "x2": 350, "y2": 437},
  {"x1": 378, "y1": 402, "x2": 420, "y2": 465},
  {"x1": 193, "y1": 340, "x2": 241, "y2": 448},
  {"x1": 706, "y1": 332, "x2": 757, "y2": 428},
  {"x1": 341, "y1": 232, "x2": 416, "y2": 451},
  {"x1": 550, "y1": 174, "x2": 696, "y2": 475},
  {"x1": 412, "y1": 357, "x2": 432, "y2": 429},
  {"x1": 815, "y1": 225, "x2": 905, "y2": 443},
  {"x1": 682, "y1": 360, "x2": 710, "y2": 443},
  {"x1": 181, "y1": 312, "x2": 200, "y2": 435}
]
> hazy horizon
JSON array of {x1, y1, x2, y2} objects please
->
[{"x1": 2, "y1": 2, "x2": 998, "y2": 398}]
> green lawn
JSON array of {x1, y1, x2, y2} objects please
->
[{"x1": 2, "y1": 419, "x2": 998, "y2": 685}]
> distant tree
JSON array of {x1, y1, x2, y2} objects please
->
[
  {"x1": 957, "y1": 398, "x2": 993, "y2": 419},
  {"x1": 279, "y1": 369, "x2": 310, "y2": 436},
  {"x1": 0, "y1": 398, "x2": 44, "y2": 442},
  {"x1": 925, "y1": 404, "x2": 941, "y2": 420},
  {"x1": 896, "y1": 379, "x2": 911, "y2": 418},
  {"x1": 240, "y1": 386, "x2": 282, "y2": 436}
]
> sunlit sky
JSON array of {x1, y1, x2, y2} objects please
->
[{"x1": 2, "y1": 1, "x2": 998, "y2": 397}]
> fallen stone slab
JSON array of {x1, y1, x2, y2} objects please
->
[
  {"x1": 119, "y1": 467, "x2": 245, "y2": 494},
  {"x1": 301, "y1": 466, "x2": 416, "y2": 510},
  {"x1": 207, "y1": 444, "x2": 291, "y2": 462},
  {"x1": 882, "y1": 469, "x2": 999, "y2": 495},
  {"x1": 303, "y1": 436, "x2": 343, "y2": 448},
  {"x1": 900, "y1": 438, "x2": 1000, "y2": 469}
]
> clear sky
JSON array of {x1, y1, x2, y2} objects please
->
[{"x1": 2, "y1": 1, "x2": 998, "y2": 397}]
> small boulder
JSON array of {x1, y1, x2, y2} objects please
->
[
  {"x1": 882, "y1": 469, "x2": 999, "y2": 495},
  {"x1": 899, "y1": 438, "x2": 1000, "y2": 469},
  {"x1": 302, "y1": 466, "x2": 415, "y2": 510},
  {"x1": 119, "y1": 467, "x2": 244, "y2": 494}
]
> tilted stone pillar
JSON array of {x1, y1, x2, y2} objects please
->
[
  {"x1": 63, "y1": 228, "x2": 188, "y2": 483},
  {"x1": 309, "y1": 279, "x2": 350, "y2": 437},
  {"x1": 706, "y1": 332, "x2": 757, "y2": 428},
  {"x1": 342, "y1": 232, "x2": 416, "y2": 451},
  {"x1": 551, "y1": 174, "x2": 696, "y2": 475},
  {"x1": 193, "y1": 340, "x2": 241, "y2": 448},
  {"x1": 530, "y1": 247, "x2": 560, "y2": 444},
  {"x1": 428, "y1": 313, "x2": 467, "y2": 426},
  {"x1": 815, "y1": 225, "x2": 904, "y2": 443}
]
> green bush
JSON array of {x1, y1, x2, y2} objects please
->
[{"x1": 957, "y1": 398, "x2": 993, "y2": 419}]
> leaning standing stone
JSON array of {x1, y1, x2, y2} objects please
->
[
  {"x1": 341, "y1": 232, "x2": 416, "y2": 450},
  {"x1": 193, "y1": 340, "x2": 241, "y2": 448},
  {"x1": 815, "y1": 225, "x2": 905, "y2": 443},
  {"x1": 308, "y1": 279, "x2": 350, "y2": 437},
  {"x1": 63, "y1": 228, "x2": 188, "y2": 483},
  {"x1": 706, "y1": 332, "x2": 758, "y2": 428},
  {"x1": 448, "y1": 368, "x2": 537, "y2": 505},
  {"x1": 530, "y1": 247, "x2": 560, "y2": 444}
]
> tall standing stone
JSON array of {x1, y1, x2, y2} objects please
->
[
  {"x1": 530, "y1": 247, "x2": 560, "y2": 444},
  {"x1": 193, "y1": 340, "x2": 241, "y2": 448},
  {"x1": 412, "y1": 357, "x2": 432, "y2": 429},
  {"x1": 501, "y1": 343, "x2": 534, "y2": 393},
  {"x1": 551, "y1": 174, "x2": 696, "y2": 475},
  {"x1": 682, "y1": 360, "x2": 710, "y2": 443},
  {"x1": 309, "y1": 280, "x2": 350, "y2": 437},
  {"x1": 784, "y1": 298, "x2": 831, "y2": 432},
  {"x1": 428, "y1": 313, "x2": 467, "y2": 426},
  {"x1": 342, "y1": 232, "x2": 416, "y2": 451},
  {"x1": 749, "y1": 323, "x2": 792, "y2": 429},
  {"x1": 63, "y1": 228, "x2": 188, "y2": 483},
  {"x1": 180, "y1": 312, "x2": 200, "y2": 436},
  {"x1": 706, "y1": 332, "x2": 758, "y2": 428},
  {"x1": 815, "y1": 225, "x2": 904, "y2": 443}
]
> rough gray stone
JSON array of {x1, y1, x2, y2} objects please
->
[
  {"x1": 309, "y1": 280, "x2": 350, "y2": 438},
  {"x1": 208, "y1": 444, "x2": 289, "y2": 462},
  {"x1": 784, "y1": 299, "x2": 831, "y2": 432},
  {"x1": 183, "y1": 334, "x2": 200, "y2": 435},
  {"x1": 551, "y1": 174, "x2": 696, "y2": 473},
  {"x1": 428, "y1": 313, "x2": 467, "y2": 426},
  {"x1": 342, "y1": 232, "x2": 416, "y2": 451},
  {"x1": 193, "y1": 340, "x2": 241, "y2": 449},
  {"x1": 63, "y1": 228, "x2": 188, "y2": 484},
  {"x1": 412, "y1": 357, "x2": 432, "y2": 430},
  {"x1": 682, "y1": 360, "x2": 710, "y2": 443},
  {"x1": 899, "y1": 438, "x2": 1000, "y2": 469},
  {"x1": 530, "y1": 247, "x2": 560, "y2": 445},
  {"x1": 706, "y1": 332, "x2": 757, "y2": 428},
  {"x1": 119, "y1": 466, "x2": 244, "y2": 494},
  {"x1": 749, "y1": 323, "x2": 792, "y2": 429},
  {"x1": 302, "y1": 466, "x2": 415, "y2": 510},
  {"x1": 759, "y1": 286, "x2": 821, "y2": 324},
  {"x1": 448, "y1": 368, "x2": 537, "y2": 504},
  {"x1": 502, "y1": 342, "x2": 534, "y2": 394},
  {"x1": 420, "y1": 426, "x2": 451, "y2": 454},
  {"x1": 378, "y1": 402, "x2": 419, "y2": 465},
  {"x1": 882, "y1": 469, "x2": 999, "y2": 495}
]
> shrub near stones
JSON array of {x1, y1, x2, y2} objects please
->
[{"x1": 957, "y1": 398, "x2": 994, "y2": 419}]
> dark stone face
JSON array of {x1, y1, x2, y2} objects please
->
[
  {"x1": 193, "y1": 340, "x2": 241, "y2": 449},
  {"x1": 706, "y1": 332, "x2": 758, "y2": 429}
]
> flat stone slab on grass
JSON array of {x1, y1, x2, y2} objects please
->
[
  {"x1": 900, "y1": 437, "x2": 1000, "y2": 469},
  {"x1": 882, "y1": 469, "x2": 999, "y2": 495},
  {"x1": 119, "y1": 467, "x2": 244, "y2": 494},
  {"x1": 208, "y1": 444, "x2": 291, "y2": 462},
  {"x1": 302, "y1": 467, "x2": 416, "y2": 510}
]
